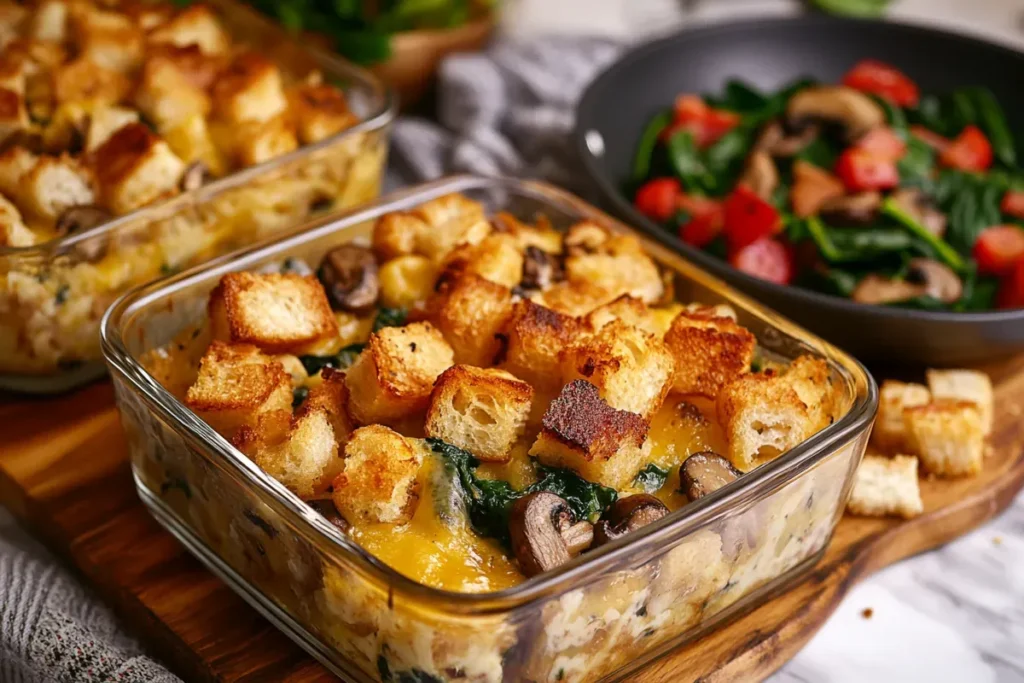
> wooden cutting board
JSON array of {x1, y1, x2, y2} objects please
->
[{"x1": 2, "y1": 355, "x2": 1024, "y2": 683}]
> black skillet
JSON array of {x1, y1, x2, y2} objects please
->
[{"x1": 575, "y1": 16, "x2": 1024, "y2": 366}]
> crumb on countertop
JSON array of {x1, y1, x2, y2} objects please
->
[{"x1": 861, "y1": 607, "x2": 873, "y2": 619}]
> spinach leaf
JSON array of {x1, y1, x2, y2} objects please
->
[
  {"x1": 881, "y1": 197, "x2": 966, "y2": 270},
  {"x1": 969, "y1": 87, "x2": 1017, "y2": 168},
  {"x1": 667, "y1": 130, "x2": 715, "y2": 194},
  {"x1": 949, "y1": 89, "x2": 978, "y2": 132},
  {"x1": 934, "y1": 170, "x2": 1004, "y2": 256},
  {"x1": 373, "y1": 307, "x2": 408, "y2": 331},
  {"x1": 292, "y1": 386, "x2": 309, "y2": 409},
  {"x1": 808, "y1": 0, "x2": 891, "y2": 17},
  {"x1": 911, "y1": 94, "x2": 954, "y2": 137},
  {"x1": 897, "y1": 135, "x2": 935, "y2": 185},
  {"x1": 795, "y1": 137, "x2": 838, "y2": 170},
  {"x1": 633, "y1": 464, "x2": 669, "y2": 494},
  {"x1": 299, "y1": 343, "x2": 365, "y2": 375},
  {"x1": 874, "y1": 95, "x2": 908, "y2": 137},
  {"x1": 706, "y1": 80, "x2": 768, "y2": 114},
  {"x1": 704, "y1": 126, "x2": 754, "y2": 190},
  {"x1": 806, "y1": 217, "x2": 915, "y2": 263},
  {"x1": 530, "y1": 466, "x2": 618, "y2": 525},
  {"x1": 631, "y1": 112, "x2": 672, "y2": 184}
]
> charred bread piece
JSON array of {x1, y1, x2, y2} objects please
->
[
  {"x1": 501, "y1": 299, "x2": 581, "y2": 392},
  {"x1": 428, "y1": 273, "x2": 513, "y2": 367},
  {"x1": 926, "y1": 369, "x2": 993, "y2": 435},
  {"x1": 903, "y1": 399, "x2": 984, "y2": 477},
  {"x1": 846, "y1": 454, "x2": 923, "y2": 519},
  {"x1": 872, "y1": 380, "x2": 931, "y2": 452},
  {"x1": 86, "y1": 106, "x2": 139, "y2": 152},
  {"x1": 425, "y1": 365, "x2": 534, "y2": 463},
  {"x1": 91, "y1": 123, "x2": 185, "y2": 214},
  {"x1": 331, "y1": 425, "x2": 425, "y2": 524},
  {"x1": 663, "y1": 311, "x2": 756, "y2": 398},
  {"x1": 208, "y1": 271, "x2": 339, "y2": 355},
  {"x1": 529, "y1": 379, "x2": 649, "y2": 489},
  {"x1": 345, "y1": 321, "x2": 454, "y2": 425}
]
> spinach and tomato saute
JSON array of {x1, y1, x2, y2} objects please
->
[{"x1": 630, "y1": 60, "x2": 1024, "y2": 311}]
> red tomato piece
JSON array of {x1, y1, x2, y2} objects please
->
[
  {"x1": 856, "y1": 127, "x2": 907, "y2": 161},
  {"x1": 729, "y1": 237, "x2": 794, "y2": 285},
  {"x1": 842, "y1": 59, "x2": 919, "y2": 107},
  {"x1": 663, "y1": 94, "x2": 741, "y2": 147},
  {"x1": 997, "y1": 259, "x2": 1024, "y2": 309},
  {"x1": 722, "y1": 185, "x2": 782, "y2": 250},
  {"x1": 974, "y1": 225, "x2": 1024, "y2": 276},
  {"x1": 1001, "y1": 191, "x2": 1024, "y2": 219},
  {"x1": 939, "y1": 125, "x2": 993, "y2": 171},
  {"x1": 634, "y1": 178, "x2": 681, "y2": 222},
  {"x1": 835, "y1": 148, "x2": 900, "y2": 192},
  {"x1": 677, "y1": 195, "x2": 724, "y2": 248},
  {"x1": 909, "y1": 124, "x2": 950, "y2": 152}
]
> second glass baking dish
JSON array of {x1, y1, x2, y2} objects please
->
[
  {"x1": 102, "y1": 175, "x2": 876, "y2": 683},
  {"x1": 0, "y1": 0, "x2": 395, "y2": 394}
]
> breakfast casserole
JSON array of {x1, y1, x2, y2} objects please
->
[
  {"x1": 0, "y1": 0, "x2": 390, "y2": 389},
  {"x1": 133, "y1": 190, "x2": 865, "y2": 682}
]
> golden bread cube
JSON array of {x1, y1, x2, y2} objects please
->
[
  {"x1": 51, "y1": 56, "x2": 130, "y2": 105},
  {"x1": 585, "y1": 295, "x2": 659, "y2": 336},
  {"x1": 663, "y1": 311, "x2": 756, "y2": 398},
  {"x1": 501, "y1": 300, "x2": 581, "y2": 392},
  {"x1": 148, "y1": 4, "x2": 230, "y2": 56},
  {"x1": 0, "y1": 194, "x2": 35, "y2": 246},
  {"x1": 231, "y1": 114, "x2": 298, "y2": 167},
  {"x1": 872, "y1": 380, "x2": 931, "y2": 452},
  {"x1": 846, "y1": 454, "x2": 923, "y2": 519},
  {"x1": 439, "y1": 233, "x2": 524, "y2": 290},
  {"x1": 297, "y1": 367, "x2": 354, "y2": 445},
  {"x1": 85, "y1": 105, "x2": 138, "y2": 152},
  {"x1": 563, "y1": 221, "x2": 664, "y2": 303},
  {"x1": 428, "y1": 273, "x2": 513, "y2": 367},
  {"x1": 162, "y1": 112, "x2": 226, "y2": 176},
  {"x1": 211, "y1": 52, "x2": 287, "y2": 124},
  {"x1": 332, "y1": 424, "x2": 425, "y2": 524},
  {"x1": 18, "y1": 154, "x2": 95, "y2": 222},
  {"x1": 71, "y1": 6, "x2": 144, "y2": 73},
  {"x1": 287, "y1": 82, "x2": 357, "y2": 144},
  {"x1": 91, "y1": 123, "x2": 185, "y2": 214},
  {"x1": 926, "y1": 369, "x2": 993, "y2": 435},
  {"x1": 903, "y1": 399, "x2": 984, "y2": 477},
  {"x1": 134, "y1": 53, "x2": 210, "y2": 129}
]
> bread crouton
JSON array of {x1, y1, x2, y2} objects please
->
[
  {"x1": 86, "y1": 106, "x2": 139, "y2": 152},
  {"x1": 332, "y1": 425, "x2": 425, "y2": 524},
  {"x1": 664, "y1": 312, "x2": 756, "y2": 398},
  {"x1": 926, "y1": 369, "x2": 993, "y2": 435},
  {"x1": 438, "y1": 233, "x2": 524, "y2": 289},
  {"x1": 0, "y1": 194, "x2": 35, "y2": 246},
  {"x1": 51, "y1": 56, "x2": 130, "y2": 106},
  {"x1": 145, "y1": 43, "x2": 224, "y2": 91},
  {"x1": 18, "y1": 155, "x2": 95, "y2": 222},
  {"x1": 148, "y1": 4, "x2": 230, "y2": 56},
  {"x1": 287, "y1": 82, "x2": 357, "y2": 144},
  {"x1": 378, "y1": 254, "x2": 437, "y2": 309},
  {"x1": 71, "y1": 6, "x2": 144, "y2": 73},
  {"x1": 91, "y1": 123, "x2": 185, "y2": 214},
  {"x1": 185, "y1": 341, "x2": 292, "y2": 437},
  {"x1": 231, "y1": 114, "x2": 298, "y2": 167},
  {"x1": 586, "y1": 295, "x2": 659, "y2": 336},
  {"x1": 211, "y1": 52, "x2": 287, "y2": 124},
  {"x1": 494, "y1": 211, "x2": 562, "y2": 253},
  {"x1": 237, "y1": 407, "x2": 341, "y2": 499},
  {"x1": 784, "y1": 355, "x2": 839, "y2": 432},
  {"x1": 0, "y1": 87, "x2": 26, "y2": 144},
  {"x1": 0, "y1": 146, "x2": 35, "y2": 198},
  {"x1": 208, "y1": 272, "x2": 338, "y2": 354},
  {"x1": 428, "y1": 273, "x2": 512, "y2": 367},
  {"x1": 0, "y1": 57, "x2": 25, "y2": 97},
  {"x1": 29, "y1": 0, "x2": 68, "y2": 43},
  {"x1": 529, "y1": 379, "x2": 649, "y2": 489},
  {"x1": 560, "y1": 321, "x2": 674, "y2": 420},
  {"x1": 501, "y1": 300, "x2": 581, "y2": 392},
  {"x1": 296, "y1": 367, "x2": 354, "y2": 445},
  {"x1": 372, "y1": 211, "x2": 428, "y2": 261},
  {"x1": 871, "y1": 380, "x2": 931, "y2": 452},
  {"x1": 134, "y1": 53, "x2": 210, "y2": 129},
  {"x1": 425, "y1": 365, "x2": 533, "y2": 463},
  {"x1": 846, "y1": 454, "x2": 923, "y2": 519},
  {"x1": 120, "y1": 0, "x2": 175, "y2": 32},
  {"x1": 903, "y1": 399, "x2": 984, "y2": 477},
  {"x1": 162, "y1": 112, "x2": 226, "y2": 176},
  {"x1": 716, "y1": 370, "x2": 817, "y2": 471},
  {"x1": 563, "y1": 221, "x2": 663, "y2": 303},
  {"x1": 536, "y1": 280, "x2": 618, "y2": 317},
  {"x1": 345, "y1": 322, "x2": 454, "y2": 425}
]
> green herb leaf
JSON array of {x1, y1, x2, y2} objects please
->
[
  {"x1": 897, "y1": 134, "x2": 936, "y2": 185},
  {"x1": 292, "y1": 386, "x2": 310, "y2": 409},
  {"x1": 299, "y1": 343, "x2": 365, "y2": 376},
  {"x1": 667, "y1": 129, "x2": 715, "y2": 194},
  {"x1": 373, "y1": 307, "x2": 408, "y2": 332},
  {"x1": 633, "y1": 464, "x2": 669, "y2": 494},
  {"x1": 969, "y1": 87, "x2": 1017, "y2": 168},
  {"x1": 631, "y1": 112, "x2": 672, "y2": 184},
  {"x1": 881, "y1": 197, "x2": 966, "y2": 270}
]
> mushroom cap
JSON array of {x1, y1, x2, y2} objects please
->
[
  {"x1": 818, "y1": 192, "x2": 883, "y2": 227},
  {"x1": 593, "y1": 493, "x2": 669, "y2": 546},
  {"x1": 679, "y1": 451, "x2": 741, "y2": 502},
  {"x1": 509, "y1": 491, "x2": 575, "y2": 578},
  {"x1": 786, "y1": 86, "x2": 886, "y2": 141},
  {"x1": 317, "y1": 244, "x2": 380, "y2": 313}
]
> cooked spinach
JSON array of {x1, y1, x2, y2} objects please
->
[
  {"x1": 881, "y1": 197, "x2": 966, "y2": 270},
  {"x1": 804, "y1": 217, "x2": 916, "y2": 263},
  {"x1": 632, "y1": 112, "x2": 672, "y2": 184},
  {"x1": 373, "y1": 307, "x2": 408, "y2": 332},
  {"x1": 291, "y1": 386, "x2": 310, "y2": 409},
  {"x1": 299, "y1": 343, "x2": 365, "y2": 376},
  {"x1": 633, "y1": 464, "x2": 670, "y2": 494},
  {"x1": 897, "y1": 134, "x2": 935, "y2": 185},
  {"x1": 667, "y1": 130, "x2": 715, "y2": 195},
  {"x1": 969, "y1": 87, "x2": 1017, "y2": 168}
]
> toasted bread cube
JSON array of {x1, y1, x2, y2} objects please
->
[
  {"x1": 71, "y1": 7, "x2": 144, "y2": 73},
  {"x1": 412, "y1": 194, "x2": 490, "y2": 261},
  {"x1": 0, "y1": 56, "x2": 26, "y2": 95},
  {"x1": 134, "y1": 53, "x2": 210, "y2": 129},
  {"x1": 564, "y1": 222, "x2": 663, "y2": 303},
  {"x1": 781, "y1": 355, "x2": 838, "y2": 432},
  {"x1": 494, "y1": 211, "x2": 563, "y2": 253},
  {"x1": 236, "y1": 407, "x2": 341, "y2": 499},
  {"x1": 211, "y1": 52, "x2": 287, "y2": 124},
  {"x1": 92, "y1": 123, "x2": 185, "y2": 214},
  {"x1": 287, "y1": 82, "x2": 357, "y2": 144},
  {"x1": 146, "y1": 43, "x2": 224, "y2": 90},
  {"x1": 52, "y1": 56, "x2": 130, "y2": 106},
  {"x1": 378, "y1": 254, "x2": 438, "y2": 309},
  {"x1": 903, "y1": 400, "x2": 984, "y2": 477},
  {"x1": 429, "y1": 273, "x2": 512, "y2": 367},
  {"x1": 232, "y1": 114, "x2": 298, "y2": 167},
  {"x1": 716, "y1": 371, "x2": 817, "y2": 471},
  {"x1": 85, "y1": 105, "x2": 138, "y2": 151},
  {"x1": 332, "y1": 425, "x2": 425, "y2": 524},
  {"x1": 0, "y1": 87, "x2": 26, "y2": 143},
  {"x1": 560, "y1": 321, "x2": 674, "y2": 420},
  {"x1": 926, "y1": 369, "x2": 993, "y2": 435},
  {"x1": 0, "y1": 146, "x2": 36, "y2": 198},
  {"x1": 872, "y1": 380, "x2": 931, "y2": 452},
  {"x1": 345, "y1": 322, "x2": 454, "y2": 425},
  {"x1": 208, "y1": 272, "x2": 338, "y2": 354},
  {"x1": 162, "y1": 111, "x2": 226, "y2": 176},
  {"x1": 185, "y1": 342, "x2": 292, "y2": 437},
  {"x1": 372, "y1": 211, "x2": 429, "y2": 261},
  {"x1": 149, "y1": 4, "x2": 230, "y2": 56},
  {"x1": 529, "y1": 380, "x2": 649, "y2": 489},
  {"x1": 30, "y1": 0, "x2": 67, "y2": 42},
  {"x1": 120, "y1": 0, "x2": 175, "y2": 31},
  {"x1": 535, "y1": 280, "x2": 618, "y2": 317},
  {"x1": 586, "y1": 295, "x2": 659, "y2": 336},
  {"x1": 501, "y1": 300, "x2": 581, "y2": 392},
  {"x1": 439, "y1": 233, "x2": 524, "y2": 289},
  {"x1": 425, "y1": 366, "x2": 534, "y2": 463},
  {"x1": 18, "y1": 155, "x2": 94, "y2": 222},
  {"x1": 846, "y1": 454, "x2": 923, "y2": 519},
  {"x1": 664, "y1": 312, "x2": 756, "y2": 398},
  {"x1": 0, "y1": 194, "x2": 35, "y2": 246},
  {"x1": 297, "y1": 367, "x2": 354, "y2": 445}
]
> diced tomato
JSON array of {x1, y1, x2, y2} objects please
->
[
  {"x1": 790, "y1": 160, "x2": 845, "y2": 218},
  {"x1": 677, "y1": 194, "x2": 724, "y2": 248},
  {"x1": 855, "y1": 127, "x2": 907, "y2": 161},
  {"x1": 974, "y1": 225, "x2": 1024, "y2": 276},
  {"x1": 835, "y1": 148, "x2": 900, "y2": 192},
  {"x1": 939, "y1": 125, "x2": 993, "y2": 172},
  {"x1": 842, "y1": 59, "x2": 919, "y2": 107},
  {"x1": 997, "y1": 259, "x2": 1024, "y2": 309},
  {"x1": 729, "y1": 237, "x2": 794, "y2": 285},
  {"x1": 722, "y1": 185, "x2": 782, "y2": 250},
  {"x1": 662, "y1": 94, "x2": 741, "y2": 147},
  {"x1": 1001, "y1": 191, "x2": 1024, "y2": 219},
  {"x1": 909, "y1": 125, "x2": 950, "y2": 152},
  {"x1": 634, "y1": 178, "x2": 681, "y2": 222}
]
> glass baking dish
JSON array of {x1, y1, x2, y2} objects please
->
[
  {"x1": 0, "y1": 0, "x2": 395, "y2": 394},
  {"x1": 101, "y1": 175, "x2": 876, "y2": 683}
]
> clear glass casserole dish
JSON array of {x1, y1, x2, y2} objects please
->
[
  {"x1": 0, "y1": 0, "x2": 395, "y2": 394},
  {"x1": 101, "y1": 175, "x2": 877, "y2": 683}
]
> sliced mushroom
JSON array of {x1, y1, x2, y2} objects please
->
[
  {"x1": 755, "y1": 119, "x2": 820, "y2": 157},
  {"x1": 890, "y1": 188, "x2": 947, "y2": 237},
  {"x1": 55, "y1": 204, "x2": 112, "y2": 237},
  {"x1": 679, "y1": 452, "x2": 742, "y2": 502},
  {"x1": 592, "y1": 494, "x2": 669, "y2": 547},
  {"x1": 851, "y1": 259, "x2": 962, "y2": 305},
  {"x1": 818, "y1": 191, "x2": 882, "y2": 227},
  {"x1": 786, "y1": 86, "x2": 886, "y2": 142},
  {"x1": 520, "y1": 245, "x2": 563, "y2": 291},
  {"x1": 179, "y1": 161, "x2": 209, "y2": 192},
  {"x1": 851, "y1": 273, "x2": 928, "y2": 305},
  {"x1": 509, "y1": 492, "x2": 593, "y2": 577},
  {"x1": 317, "y1": 244, "x2": 379, "y2": 313},
  {"x1": 738, "y1": 150, "x2": 779, "y2": 201}
]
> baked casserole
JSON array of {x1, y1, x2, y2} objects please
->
[{"x1": 0, "y1": 0, "x2": 391, "y2": 390}]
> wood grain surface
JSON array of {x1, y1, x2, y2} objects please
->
[{"x1": 2, "y1": 356, "x2": 1023, "y2": 683}]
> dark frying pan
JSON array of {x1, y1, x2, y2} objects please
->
[{"x1": 575, "y1": 16, "x2": 1024, "y2": 367}]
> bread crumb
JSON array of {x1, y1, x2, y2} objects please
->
[
  {"x1": 993, "y1": 536, "x2": 1003, "y2": 546},
  {"x1": 861, "y1": 607, "x2": 873, "y2": 619}
]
